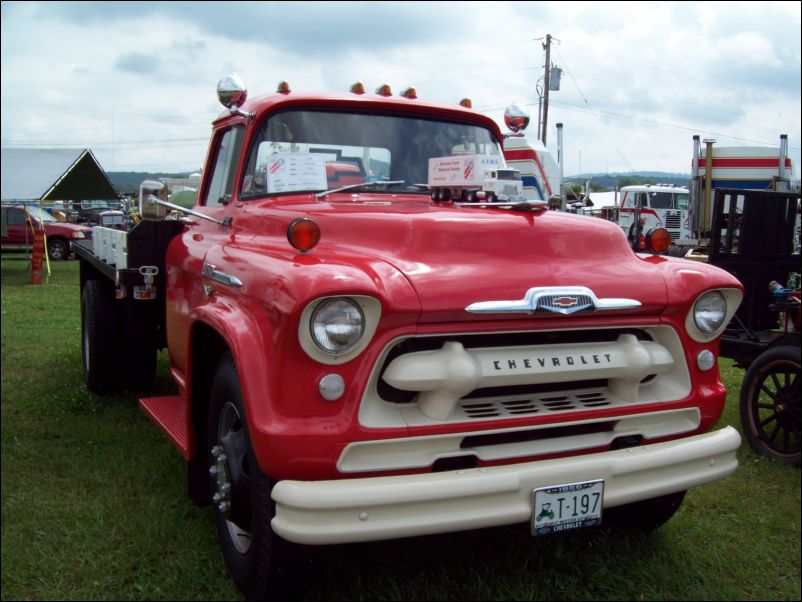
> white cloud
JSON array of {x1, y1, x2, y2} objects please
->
[{"x1": 1, "y1": 0, "x2": 799, "y2": 177}]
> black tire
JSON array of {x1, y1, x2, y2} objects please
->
[
  {"x1": 207, "y1": 353, "x2": 295, "y2": 600},
  {"x1": 47, "y1": 238, "x2": 70, "y2": 260},
  {"x1": 604, "y1": 490, "x2": 686, "y2": 531},
  {"x1": 739, "y1": 345, "x2": 801, "y2": 467},
  {"x1": 81, "y1": 279, "x2": 122, "y2": 394}
]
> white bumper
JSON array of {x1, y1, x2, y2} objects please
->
[{"x1": 271, "y1": 426, "x2": 741, "y2": 545}]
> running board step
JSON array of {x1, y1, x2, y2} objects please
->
[{"x1": 139, "y1": 395, "x2": 191, "y2": 460}]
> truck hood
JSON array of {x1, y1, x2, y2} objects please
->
[{"x1": 286, "y1": 197, "x2": 668, "y2": 323}]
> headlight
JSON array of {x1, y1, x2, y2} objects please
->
[
  {"x1": 73, "y1": 231, "x2": 86, "y2": 239},
  {"x1": 693, "y1": 291, "x2": 727, "y2": 334},
  {"x1": 310, "y1": 298, "x2": 365, "y2": 354}
]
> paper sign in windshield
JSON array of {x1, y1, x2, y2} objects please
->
[{"x1": 267, "y1": 153, "x2": 327, "y2": 193}]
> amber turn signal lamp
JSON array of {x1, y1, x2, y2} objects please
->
[
  {"x1": 276, "y1": 80, "x2": 291, "y2": 94},
  {"x1": 288, "y1": 218, "x2": 321, "y2": 253},
  {"x1": 350, "y1": 81, "x2": 365, "y2": 94},
  {"x1": 645, "y1": 227, "x2": 671, "y2": 254},
  {"x1": 459, "y1": 98, "x2": 472, "y2": 108},
  {"x1": 400, "y1": 86, "x2": 418, "y2": 99},
  {"x1": 375, "y1": 84, "x2": 393, "y2": 96}
]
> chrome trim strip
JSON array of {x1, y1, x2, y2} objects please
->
[
  {"x1": 466, "y1": 286, "x2": 641, "y2": 315},
  {"x1": 202, "y1": 263, "x2": 243, "y2": 287}
]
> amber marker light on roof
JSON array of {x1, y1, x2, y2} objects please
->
[
  {"x1": 276, "y1": 80, "x2": 291, "y2": 94},
  {"x1": 375, "y1": 84, "x2": 393, "y2": 96},
  {"x1": 645, "y1": 227, "x2": 672, "y2": 255},
  {"x1": 350, "y1": 82, "x2": 365, "y2": 94},
  {"x1": 288, "y1": 218, "x2": 321, "y2": 253},
  {"x1": 400, "y1": 86, "x2": 418, "y2": 99},
  {"x1": 459, "y1": 98, "x2": 473, "y2": 108}
]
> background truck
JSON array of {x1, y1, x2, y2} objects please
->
[
  {"x1": 75, "y1": 74, "x2": 744, "y2": 600},
  {"x1": 1, "y1": 203, "x2": 93, "y2": 260},
  {"x1": 687, "y1": 134, "x2": 798, "y2": 251},
  {"x1": 614, "y1": 184, "x2": 691, "y2": 244}
]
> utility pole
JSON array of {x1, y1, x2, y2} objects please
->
[{"x1": 541, "y1": 34, "x2": 552, "y2": 145}]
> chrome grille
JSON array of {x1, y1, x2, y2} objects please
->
[
  {"x1": 459, "y1": 390, "x2": 610, "y2": 419},
  {"x1": 664, "y1": 212, "x2": 682, "y2": 240}
]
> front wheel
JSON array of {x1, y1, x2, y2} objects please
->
[
  {"x1": 207, "y1": 353, "x2": 295, "y2": 600},
  {"x1": 48, "y1": 238, "x2": 69, "y2": 260},
  {"x1": 739, "y1": 345, "x2": 801, "y2": 466}
]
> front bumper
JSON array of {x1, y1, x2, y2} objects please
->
[{"x1": 271, "y1": 426, "x2": 740, "y2": 545}]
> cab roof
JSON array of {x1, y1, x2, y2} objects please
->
[{"x1": 214, "y1": 90, "x2": 505, "y2": 142}]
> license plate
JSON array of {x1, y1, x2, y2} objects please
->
[{"x1": 532, "y1": 479, "x2": 604, "y2": 535}]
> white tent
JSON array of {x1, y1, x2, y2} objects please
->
[{"x1": 1, "y1": 148, "x2": 118, "y2": 201}]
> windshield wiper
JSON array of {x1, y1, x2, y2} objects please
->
[{"x1": 315, "y1": 180, "x2": 406, "y2": 199}]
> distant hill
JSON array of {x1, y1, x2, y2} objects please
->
[
  {"x1": 566, "y1": 172, "x2": 690, "y2": 191},
  {"x1": 108, "y1": 171, "x2": 193, "y2": 194}
]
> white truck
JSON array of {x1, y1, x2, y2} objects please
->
[
  {"x1": 616, "y1": 184, "x2": 691, "y2": 243},
  {"x1": 428, "y1": 153, "x2": 525, "y2": 203}
]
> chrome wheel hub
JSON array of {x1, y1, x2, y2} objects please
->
[
  {"x1": 210, "y1": 445, "x2": 232, "y2": 514},
  {"x1": 212, "y1": 401, "x2": 253, "y2": 554}
]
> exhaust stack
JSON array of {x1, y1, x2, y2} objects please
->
[{"x1": 557, "y1": 122, "x2": 564, "y2": 210}]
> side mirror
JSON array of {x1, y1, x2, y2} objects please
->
[
  {"x1": 504, "y1": 102, "x2": 530, "y2": 133},
  {"x1": 216, "y1": 73, "x2": 254, "y2": 121},
  {"x1": 138, "y1": 180, "x2": 169, "y2": 221}
]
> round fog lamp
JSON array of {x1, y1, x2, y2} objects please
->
[
  {"x1": 697, "y1": 349, "x2": 716, "y2": 371},
  {"x1": 318, "y1": 373, "x2": 345, "y2": 401}
]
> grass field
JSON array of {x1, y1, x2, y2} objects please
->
[{"x1": 1, "y1": 256, "x2": 800, "y2": 601}]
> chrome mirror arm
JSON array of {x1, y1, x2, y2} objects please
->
[{"x1": 147, "y1": 196, "x2": 232, "y2": 228}]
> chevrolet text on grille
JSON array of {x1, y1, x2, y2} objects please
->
[
  {"x1": 466, "y1": 286, "x2": 642, "y2": 315},
  {"x1": 382, "y1": 333, "x2": 674, "y2": 420}
]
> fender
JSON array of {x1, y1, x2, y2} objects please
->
[{"x1": 188, "y1": 292, "x2": 280, "y2": 472}]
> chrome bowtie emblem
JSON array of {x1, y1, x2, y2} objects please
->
[{"x1": 465, "y1": 286, "x2": 642, "y2": 316}]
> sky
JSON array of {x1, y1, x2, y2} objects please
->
[{"x1": 1, "y1": 1, "x2": 800, "y2": 178}]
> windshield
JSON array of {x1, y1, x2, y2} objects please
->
[
  {"x1": 496, "y1": 169, "x2": 520, "y2": 181},
  {"x1": 26, "y1": 208, "x2": 57, "y2": 222},
  {"x1": 240, "y1": 109, "x2": 501, "y2": 197}
]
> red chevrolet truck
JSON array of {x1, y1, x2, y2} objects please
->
[{"x1": 74, "y1": 74, "x2": 744, "y2": 600}]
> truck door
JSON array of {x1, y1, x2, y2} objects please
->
[
  {"x1": 166, "y1": 125, "x2": 245, "y2": 375},
  {"x1": 1, "y1": 207, "x2": 29, "y2": 246}
]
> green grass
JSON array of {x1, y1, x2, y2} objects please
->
[{"x1": 1, "y1": 256, "x2": 800, "y2": 601}]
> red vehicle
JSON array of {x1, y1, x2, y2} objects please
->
[
  {"x1": 75, "y1": 75, "x2": 744, "y2": 600},
  {"x1": 1, "y1": 205, "x2": 92, "y2": 260}
]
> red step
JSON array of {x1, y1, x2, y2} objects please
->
[{"x1": 139, "y1": 395, "x2": 191, "y2": 460}]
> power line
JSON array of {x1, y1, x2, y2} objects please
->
[{"x1": 552, "y1": 47, "x2": 634, "y2": 171}]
